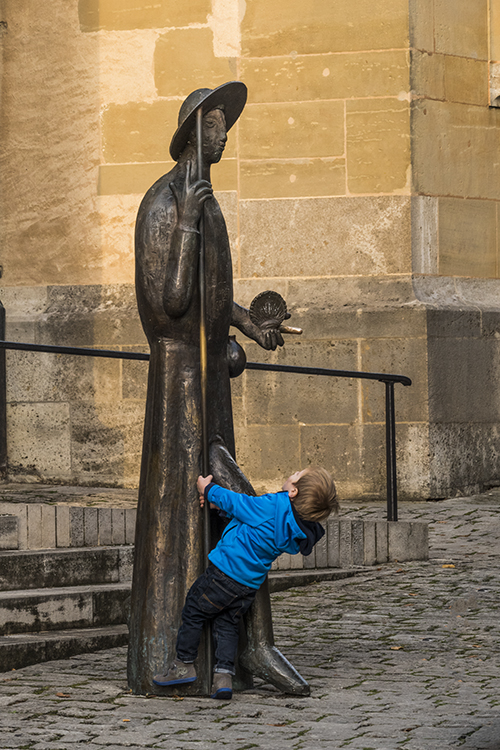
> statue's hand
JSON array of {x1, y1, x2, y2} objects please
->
[
  {"x1": 254, "y1": 325, "x2": 285, "y2": 351},
  {"x1": 170, "y1": 160, "x2": 213, "y2": 229},
  {"x1": 232, "y1": 302, "x2": 290, "y2": 351}
]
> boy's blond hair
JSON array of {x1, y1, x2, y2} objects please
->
[{"x1": 293, "y1": 467, "x2": 338, "y2": 522}]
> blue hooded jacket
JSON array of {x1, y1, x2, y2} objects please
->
[{"x1": 206, "y1": 483, "x2": 324, "y2": 589}]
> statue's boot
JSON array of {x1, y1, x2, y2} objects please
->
[
  {"x1": 210, "y1": 440, "x2": 310, "y2": 697},
  {"x1": 240, "y1": 577, "x2": 310, "y2": 696}
]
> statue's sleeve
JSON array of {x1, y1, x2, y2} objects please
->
[
  {"x1": 135, "y1": 185, "x2": 199, "y2": 328},
  {"x1": 135, "y1": 198, "x2": 175, "y2": 331}
]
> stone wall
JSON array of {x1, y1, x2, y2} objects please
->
[{"x1": 1, "y1": 0, "x2": 500, "y2": 500}]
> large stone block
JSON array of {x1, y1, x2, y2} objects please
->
[
  {"x1": 7, "y1": 403, "x2": 72, "y2": 482},
  {"x1": 125, "y1": 509, "x2": 137, "y2": 546},
  {"x1": 388, "y1": 521, "x2": 428, "y2": 562},
  {"x1": 339, "y1": 520, "x2": 353, "y2": 568},
  {"x1": 122, "y1": 355, "x2": 149, "y2": 402},
  {"x1": 240, "y1": 158, "x2": 346, "y2": 200},
  {"x1": 360, "y1": 336, "x2": 429, "y2": 423},
  {"x1": 411, "y1": 195, "x2": 438, "y2": 275},
  {"x1": 69, "y1": 507, "x2": 84, "y2": 547},
  {"x1": 438, "y1": 197, "x2": 497, "y2": 278},
  {"x1": 239, "y1": 196, "x2": 412, "y2": 279},
  {"x1": 111, "y1": 509, "x2": 126, "y2": 546},
  {"x1": 300, "y1": 424, "x2": 364, "y2": 488},
  {"x1": 0, "y1": 589, "x2": 94, "y2": 635},
  {"x1": 491, "y1": 0, "x2": 500, "y2": 61},
  {"x1": 427, "y1": 308, "x2": 481, "y2": 339},
  {"x1": 95, "y1": 29, "x2": 158, "y2": 106},
  {"x1": 233, "y1": 424, "x2": 301, "y2": 494},
  {"x1": 240, "y1": 101, "x2": 345, "y2": 160},
  {"x1": 0, "y1": 516, "x2": 19, "y2": 550},
  {"x1": 412, "y1": 100, "x2": 500, "y2": 200},
  {"x1": 78, "y1": 0, "x2": 210, "y2": 32},
  {"x1": 101, "y1": 100, "x2": 180, "y2": 164},
  {"x1": 243, "y1": 339, "x2": 359, "y2": 426},
  {"x1": 409, "y1": 0, "x2": 435, "y2": 51},
  {"x1": 443, "y1": 57, "x2": 489, "y2": 107},
  {"x1": 299, "y1": 419, "x2": 431, "y2": 502},
  {"x1": 7, "y1": 348, "x2": 122, "y2": 408},
  {"x1": 327, "y1": 519, "x2": 340, "y2": 567},
  {"x1": 98, "y1": 163, "x2": 172, "y2": 197},
  {"x1": 428, "y1": 423, "x2": 500, "y2": 496},
  {"x1": 315, "y1": 532, "x2": 328, "y2": 568},
  {"x1": 394, "y1": 423, "x2": 433, "y2": 500},
  {"x1": 0, "y1": 547, "x2": 131, "y2": 590},
  {"x1": 84, "y1": 508, "x2": 98, "y2": 547},
  {"x1": 98, "y1": 195, "x2": 140, "y2": 285},
  {"x1": 1, "y1": 3, "x2": 101, "y2": 288},
  {"x1": 98, "y1": 158, "x2": 237, "y2": 196},
  {"x1": 346, "y1": 99, "x2": 410, "y2": 194},
  {"x1": 427, "y1": 337, "x2": 500, "y2": 423},
  {"x1": 242, "y1": 50, "x2": 409, "y2": 104},
  {"x1": 433, "y1": 0, "x2": 488, "y2": 59},
  {"x1": 4, "y1": 321, "x2": 36, "y2": 345},
  {"x1": 98, "y1": 508, "x2": 113, "y2": 546},
  {"x1": 241, "y1": 0, "x2": 409, "y2": 56},
  {"x1": 375, "y1": 521, "x2": 389, "y2": 563},
  {"x1": 0, "y1": 287, "x2": 48, "y2": 322},
  {"x1": 70, "y1": 401, "x2": 144, "y2": 488},
  {"x1": 286, "y1": 277, "x2": 417, "y2": 329},
  {"x1": 154, "y1": 29, "x2": 237, "y2": 100},
  {"x1": 410, "y1": 51, "x2": 445, "y2": 101},
  {"x1": 56, "y1": 506, "x2": 70, "y2": 548},
  {"x1": 40, "y1": 506, "x2": 56, "y2": 549},
  {"x1": 362, "y1": 520, "x2": 377, "y2": 566}
]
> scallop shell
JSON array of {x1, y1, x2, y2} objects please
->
[{"x1": 249, "y1": 290, "x2": 288, "y2": 330}]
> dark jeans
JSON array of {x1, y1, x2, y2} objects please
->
[{"x1": 176, "y1": 563, "x2": 257, "y2": 674}]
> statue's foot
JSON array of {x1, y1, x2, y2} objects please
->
[{"x1": 239, "y1": 645, "x2": 310, "y2": 696}]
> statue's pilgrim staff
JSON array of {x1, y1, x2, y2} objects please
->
[
  {"x1": 194, "y1": 106, "x2": 214, "y2": 679},
  {"x1": 196, "y1": 107, "x2": 211, "y2": 570}
]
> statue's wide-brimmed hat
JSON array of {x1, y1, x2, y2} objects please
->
[{"x1": 169, "y1": 81, "x2": 247, "y2": 161}]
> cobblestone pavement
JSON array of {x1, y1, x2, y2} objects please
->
[{"x1": 1, "y1": 491, "x2": 499, "y2": 750}]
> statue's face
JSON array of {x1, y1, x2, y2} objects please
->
[{"x1": 202, "y1": 108, "x2": 227, "y2": 164}]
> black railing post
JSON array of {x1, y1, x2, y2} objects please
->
[
  {"x1": 0, "y1": 302, "x2": 6, "y2": 478},
  {"x1": 385, "y1": 380, "x2": 398, "y2": 522}
]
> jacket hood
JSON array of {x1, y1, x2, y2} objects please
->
[
  {"x1": 272, "y1": 492, "x2": 307, "y2": 553},
  {"x1": 290, "y1": 503, "x2": 325, "y2": 555}
]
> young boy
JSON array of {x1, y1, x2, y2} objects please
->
[{"x1": 153, "y1": 466, "x2": 337, "y2": 699}]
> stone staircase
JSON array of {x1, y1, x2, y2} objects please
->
[
  {"x1": 0, "y1": 546, "x2": 131, "y2": 672},
  {"x1": 0, "y1": 484, "x2": 429, "y2": 673}
]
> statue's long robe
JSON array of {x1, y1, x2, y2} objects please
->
[{"x1": 128, "y1": 161, "x2": 236, "y2": 695}]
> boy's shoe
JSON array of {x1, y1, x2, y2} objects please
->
[
  {"x1": 210, "y1": 672, "x2": 232, "y2": 700},
  {"x1": 153, "y1": 659, "x2": 197, "y2": 686}
]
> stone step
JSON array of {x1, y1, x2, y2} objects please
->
[
  {"x1": 0, "y1": 568, "x2": 356, "y2": 674},
  {"x1": 0, "y1": 571, "x2": 356, "y2": 636},
  {"x1": 0, "y1": 624, "x2": 129, "y2": 673},
  {"x1": 268, "y1": 567, "x2": 358, "y2": 593},
  {"x1": 0, "y1": 546, "x2": 133, "y2": 592},
  {"x1": 0, "y1": 582, "x2": 130, "y2": 636}
]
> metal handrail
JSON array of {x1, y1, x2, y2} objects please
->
[{"x1": 0, "y1": 340, "x2": 411, "y2": 520}]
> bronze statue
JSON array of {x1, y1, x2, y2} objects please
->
[{"x1": 128, "y1": 81, "x2": 308, "y2": 697}]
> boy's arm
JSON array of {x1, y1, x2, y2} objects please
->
[{"x1": 197, "y1": 476, "x2": 272, "y2": 526}]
